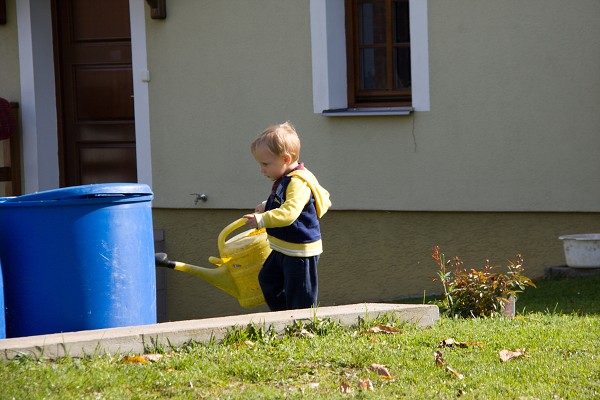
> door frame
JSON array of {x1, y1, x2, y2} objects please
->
[{"x1": 15, "y1": 0, "x2": 152, "y2": 193}]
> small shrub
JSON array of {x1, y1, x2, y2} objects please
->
[{"x1": 432, "y1": 246, "x2": 536, "y2": 318}]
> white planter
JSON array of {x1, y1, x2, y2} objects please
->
[{"x1": 558, "y1": 234, "x2": 600, "y2": 268}]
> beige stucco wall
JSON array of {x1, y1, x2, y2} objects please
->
[
  {"x1": 144, "y1": 1, "x2": 600, "y2": 320},
  {"x1": 153, "y1": 208, "x2": 600, "y2": 321},
  {"x1": 145, "y1": 1, "x2": 600, "y2": 212},
  {"x1": 2, "y1": 1, "x2": 597, "y2": 322}
]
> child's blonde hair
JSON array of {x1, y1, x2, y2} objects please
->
[{"x1": 251, "y1": 121, "x2": 301, "y2": 162}]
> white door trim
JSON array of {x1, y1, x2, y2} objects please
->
[{"x1": 15, "y1": 0, "x2": 152, "y2": 192}]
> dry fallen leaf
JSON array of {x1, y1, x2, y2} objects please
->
[
  {"x1": 298, "y1": 329, "x2": 316, "y2": 338},
  {"x1": 499, "y1": 348, "x2": 526, "y2": 362},
  {"x1": 360, "y1": 324, "x2": 401, "y2": 334},
  {"x1": 359, "y1": 378, "x2": 375, "y2": 391},
  {"x1": 143, "y1": 353, "x2": 164, "y2": 362},
  {"x1": 234, "y1": 340, "x2": 255, "y2": 348},
  {"x1": 339, "y1": 381, "x2": 353, "y2": 393},
  {"x1": 434, "y1": 350, "x2": 446, "y2": 367},
  {"x1": 467, "y1": 341, "x2": 485, "y2": 347},
  {"x1": 122, "y1": 355, "x2": 148, "y2": 364},
  {"x1": 439, "y1": 338, "x2": 484, "y2": 348},
  {"x1": 446, "y1": 366, "x2": 464, "y2": 380},
  {"x1": 439, "y1": 338, "x2": 459, "y2": 347},
  {"x1": 122, "y1": 354, "x2": 165, "y2": 364},
  {"x1": 370, "y1": 363, "x2": 392, "y2": 378}
]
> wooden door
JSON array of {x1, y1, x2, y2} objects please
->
[{"x1": 53, "y1": 0, "x2": 137, "y2": 186}]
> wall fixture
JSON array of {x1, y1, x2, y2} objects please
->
[
  {"x1": 0, "y1": 0, "x2": 7, "y2": 25},
  {"x1": 191, "y1": 193, "x2": 208, "y2": 205},
  {"x1": 145, "y1": 0, "x2": 166, "y2": 19}
]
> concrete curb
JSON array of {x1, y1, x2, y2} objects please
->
[{"x1": 0, "y1": 303, "x2": 438, "y2": 360}]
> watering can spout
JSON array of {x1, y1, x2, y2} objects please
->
[
  {"x1": 155, "y1": 252, "x2": 176, "y2": 268},
  {"x1": 155, "y1": 252, "x2": 239, "y2": 299},
  {"x1": 153, "y1": 218, "x2": 271, "y2": 308}
]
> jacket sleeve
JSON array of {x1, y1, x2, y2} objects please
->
[{"x1": 255, "y1": 177, "x2": 311, "y2": 229}]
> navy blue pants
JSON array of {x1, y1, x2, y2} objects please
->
[{"x1": 258, "y1": 251, "x2": 319, "y2": 311}]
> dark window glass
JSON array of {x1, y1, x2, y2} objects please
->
[{"x1": 346, "y1": 0, "x2": 411, "y2": 106}]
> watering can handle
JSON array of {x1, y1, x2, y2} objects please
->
[{"x1": 217, "y1": 218, "x2": 249, "y2": 255}]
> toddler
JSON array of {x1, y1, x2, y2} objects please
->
[{"x1": 244, "y1": 122, "x2": 331, "y2": 311}]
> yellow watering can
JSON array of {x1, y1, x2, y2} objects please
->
[{"x1": 155, "y1": 218, "x2": 271, "y2": 308}]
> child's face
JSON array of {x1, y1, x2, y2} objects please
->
[{"x1": 253, "y1": 144, "x2": 291, "y2": 181}]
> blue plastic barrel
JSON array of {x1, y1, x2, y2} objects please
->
[
  {"x1": 0, "y1": 257, "x2": 5, "y2": 339},
  {"x1": 0, "y1": 183, "x2": 156, "y2": 338},
  {"x1": 1, "y1": 196, "x2": 8, "y2": 339}
]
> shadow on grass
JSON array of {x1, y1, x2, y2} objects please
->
[{"x1": 516, "y1": 273, "x2": 600, "y2": 315}]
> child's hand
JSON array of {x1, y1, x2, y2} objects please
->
[
  {"x1": 243, "y1": 214, "x2": 258, "y2": 229},
  {"x1": 255, "y1": 203, "x2": 265, "y2": 213}
]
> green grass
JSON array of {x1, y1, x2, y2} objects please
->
[
  {"x1": 517, "y1": 274, "x2": 600, "y2": 314},
  {"x1": 1, "y1": 275, "x2": 600, "y2": 399}
]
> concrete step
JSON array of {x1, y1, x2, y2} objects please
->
[{"x1": 0, "y1": 303, "x2": 438, "y2": 360}]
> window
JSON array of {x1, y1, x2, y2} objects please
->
[
  {"x1": 310, "y1": 0, "x2": 429, "y2": 115},
  {"x1": 345, "y1": 0, "x2": 411, "y2": 107}
]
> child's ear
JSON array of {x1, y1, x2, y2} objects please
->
[{"x1": 283, "y1": 153, "x2": 292, "y2": 164}]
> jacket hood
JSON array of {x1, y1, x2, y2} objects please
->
[{"x1": 289, "y1": 169, "x2": 331, "y2": 218}]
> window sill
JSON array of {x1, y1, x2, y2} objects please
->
[{"x1": 321, "y1": 107, "x2": 413, "y2": 117}]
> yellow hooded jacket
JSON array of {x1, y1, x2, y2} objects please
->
[{"x1": 254, "y1": 168, "x2": 331, "y2": 257}]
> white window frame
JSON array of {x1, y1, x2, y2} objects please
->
[{"x1": 310, "y1": 0, "x2": 430, "y2": 115}]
